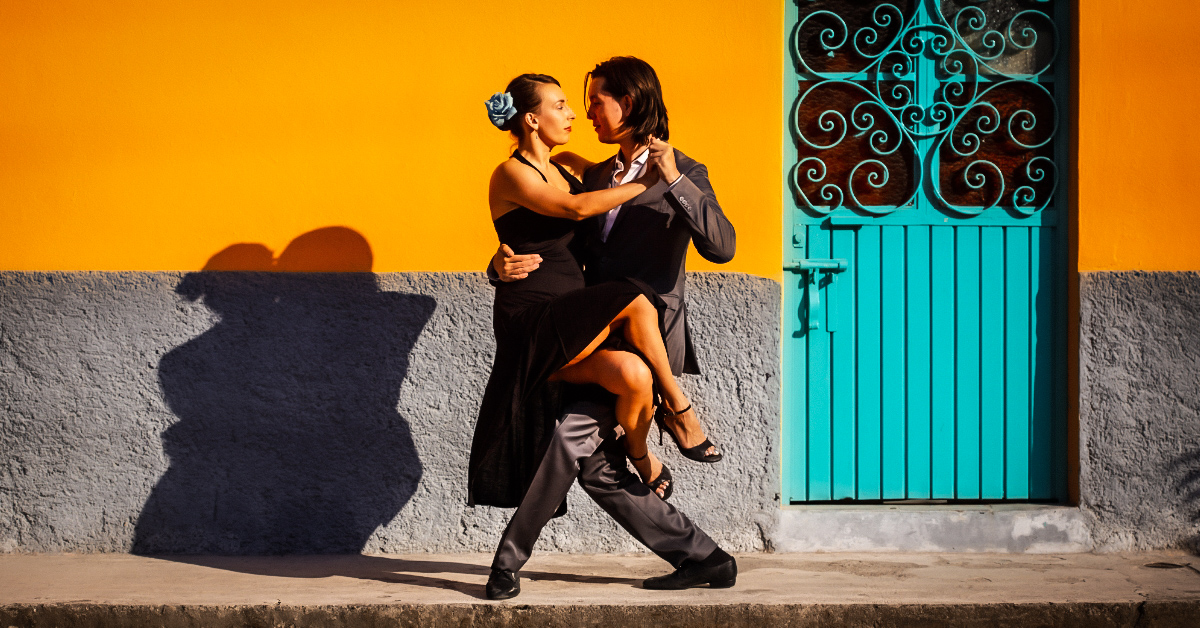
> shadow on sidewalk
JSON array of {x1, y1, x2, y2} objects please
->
[{"x1": 149, "y1": 555, "x2": 642, "y2": 600}]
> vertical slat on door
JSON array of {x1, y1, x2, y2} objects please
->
[
  {"x1": 856, "y1": 226, "x2": 882, "y2": 499},
  {"x1": 907, "y1": 225, "x2": 932, "y2": 498},
  {"x1": 980, "y1": 227, "x2": 1006, "y2": 498},
  {"x1": 831, "y1": 228, "x2": 857, "y2": 499},
  {"x1": 1029, "y1": 227, "x2": 1055, "y2": 498},
  {"x1": 782, "y1": 270, "x2": 807, "y2": 502},
  {"x1": 881, "y1": 226, "x2": 907, "y2": 498},
  {"x1": 1005, "y1": 227, "x2": 1031, "y2": 498},
  {"x1": 956, "y1": 227, "x2": 981, "y2": 499},
  {"x1": 807, "y1": 225, "x2": 833, "y2": 500},
  {"x1": 930, "y1": 226, "x2": 956, "y2": 498}
]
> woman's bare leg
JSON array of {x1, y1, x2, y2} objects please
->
[
  {"x1": 607, "y1": 296, "x2": 718, "y2": 456},
  {"x1": 550, "y1": 293, "x2": 716, "y2": 456},
  {"x1": 549, "y1": 349, "x2": 667, "y2": 496}
]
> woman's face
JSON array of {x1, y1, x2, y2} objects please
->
[{"x1": 529, "y1": 83, "x2": 575, "y2": 147}]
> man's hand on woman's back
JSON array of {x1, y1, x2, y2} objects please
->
[{"x1": 493, "y1": 244, "x2": 540, "y2": 282}]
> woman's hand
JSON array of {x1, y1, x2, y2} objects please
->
[{"x1": 647, "y1": 136, "x2": 680, "y2": 184}]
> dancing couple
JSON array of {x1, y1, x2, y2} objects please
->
[{"x1": 469, "y1": 56, "x2": 737, "y2": 600}]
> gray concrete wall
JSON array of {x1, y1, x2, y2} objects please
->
[
  {"x1": 0, "y1": 271, "x2": 781, "y2": 554},
  {"x1": 5, "y1": 269, "x2": 1199, "y2": 555},
  {"x1": 1079, "y1": 271, "x2": 1200, "y2": 552}
]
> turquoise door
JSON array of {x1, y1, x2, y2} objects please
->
[{"x1": 782, "y1": 0, "x2": 1068, "y2": 502}]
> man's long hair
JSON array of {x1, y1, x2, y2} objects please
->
[{"x1": 585, "y1": 56, "x2": 669, "y2": 145}]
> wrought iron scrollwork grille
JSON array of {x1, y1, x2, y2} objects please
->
[{"x1": 790, "y1": 0, "x2": 1061, "y2": 218}]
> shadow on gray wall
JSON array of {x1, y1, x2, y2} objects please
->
[{"x1": 132, "y1": 229, "x2": 436, "y2": 554}]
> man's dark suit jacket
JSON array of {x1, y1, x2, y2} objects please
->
[{"x1": 575, "y1": 148, "x2": 736, "y2": 375}]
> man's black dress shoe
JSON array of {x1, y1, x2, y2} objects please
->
[
  {"x1": 486, "y1": 568, "x2": 520, "y2": 600},
  {"x1": 643, "y1": 550, "x2": 736, "y2": 590}
]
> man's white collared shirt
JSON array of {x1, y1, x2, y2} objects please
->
[{"x1": 600, "y1": 148, "x2": 650, "y2": 242}]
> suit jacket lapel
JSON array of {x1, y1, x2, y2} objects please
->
[
  {"x1": 586, "y1": 154, "x2": 621, "y2": 244},
  {"x1": 587, "y1": 155, "x2": 618, "y2": 192},
  {"x1": 578, "y1": 156, "x2": 615, "y2": 248}
]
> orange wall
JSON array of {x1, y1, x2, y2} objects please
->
[
  {"x1": 1078, "y1": 1, "x2": 1200, "y2": 271},
  {"x1": 0, "y1": 1, "x2": 784, "y2": 275},
  {"x1": 6, "y1": 2, "x2": 1197, "y2": 275}
]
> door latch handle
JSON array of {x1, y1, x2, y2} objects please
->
[
  {"x1": 785, "y1": 258, "x2": 848, "y2": 331},
  {"x1": 785, "y1": 258, "x2": 848, "y2": 272}
]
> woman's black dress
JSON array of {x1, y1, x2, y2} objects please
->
[{"x1": 467, "y1": 152, "x2": 662, "y2": 509}]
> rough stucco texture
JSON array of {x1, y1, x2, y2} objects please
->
[
  {"x1": 0, "y1": 271, "x2": 781, "y2": 554},
  {"x1": 1079, "y1": 271, "x2": 1200, "y2": 551}
]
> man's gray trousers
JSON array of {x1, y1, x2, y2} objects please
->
[{"x1": 492, "y1": 400, "x2": 718, "y2": 572}]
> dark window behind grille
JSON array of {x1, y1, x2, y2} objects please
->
[{"x1": 790, "y1": 0, "x2": 1061, "y2": 217}]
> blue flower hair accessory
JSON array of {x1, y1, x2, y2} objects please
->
[{"x1": 485, "y1": 92, "x2": 518, "y2": 129}]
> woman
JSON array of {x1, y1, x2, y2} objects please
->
[{"x1": 468, "y1": 73, "x2": 717, "y2": 506}]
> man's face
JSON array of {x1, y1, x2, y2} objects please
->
[{"x1": 586, "y1": 77, "x2": 629, "y2": 144}]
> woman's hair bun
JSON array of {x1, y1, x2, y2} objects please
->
[{"x1": 489, "y1": 74, "x2": 560, "y2": 135}]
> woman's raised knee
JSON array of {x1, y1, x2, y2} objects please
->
[
  {"x1": 614, "y1": 354, "x2": 653, "y2": 395},
  {"x1": 615, "y1": 295, "x2": 657, "y2": 328},
  {"x1": 630, "y1": 294, "x2": 656, "y2": 316}
]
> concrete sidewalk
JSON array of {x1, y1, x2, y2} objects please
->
[{"x1": 2, "y1": 552, "x2": 1199, "y2": 626}]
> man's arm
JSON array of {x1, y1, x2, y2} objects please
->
[
  {"x1": 664, "y1": 162, "x2": 737, "y2": 264},
  {"x1": 648, "y1": 140, "x2": 736, "y2": 264}
]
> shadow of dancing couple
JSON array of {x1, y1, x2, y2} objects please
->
[
  {"x1": 471, "y1": 56, "x2": 739, "y2": 599},
  {"x1": 135, "y1": 226, "x2": 435, "y2": 556}
]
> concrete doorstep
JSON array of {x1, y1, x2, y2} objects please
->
[{"x1": 1, "y1": 552, "x2": 1199, "y2": 627}]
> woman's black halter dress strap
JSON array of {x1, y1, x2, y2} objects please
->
[{"x1": 511, "y1": 150, "x2": 582, "y2": 191}]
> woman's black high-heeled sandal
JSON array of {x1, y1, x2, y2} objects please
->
[
  {"x1": 654, "y1": 404, "x2": 723, "y2": 463},
  {"x1": 629, "y1": 451, "x2": 673, "y2": 500}
]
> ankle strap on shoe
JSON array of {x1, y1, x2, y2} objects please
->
[{"x1": 665, "y1": 403, "x2": 692, "y2": 417}]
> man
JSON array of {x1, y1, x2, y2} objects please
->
[{"x1": 483, "y1": 56, "x2": 736, "y2": 600}]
